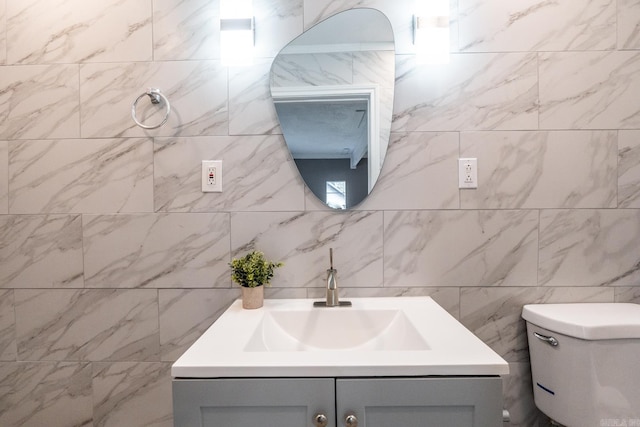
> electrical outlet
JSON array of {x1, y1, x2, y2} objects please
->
[
  {"x1": 202, "y1": 160, "x2": 222, "y2": 192},
  {"x1": 458, "y1": 158, "x2": 478, "y2": 189}
]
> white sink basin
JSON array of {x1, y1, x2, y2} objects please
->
[
  {"x1": 172, "y1": 297, "x2": 509, "y2": 378},
  {"x1": 245, "y1": 308, "x2": 429, "y2": 351}
]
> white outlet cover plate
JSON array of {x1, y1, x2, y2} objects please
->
[
  {"x1": 202, "y1": 160, "x2": 223, "y2": 192},
  {"x1": 458, "y1": 158, "x2": 478, "y2": 189}
]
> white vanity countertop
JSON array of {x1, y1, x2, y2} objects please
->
[{"x1": 171, "y1": 297, "x2": 509, "y2": 378}]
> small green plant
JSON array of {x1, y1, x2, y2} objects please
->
[{"x1": 229, "y1": 251, "x2": 283, "y2": 288}]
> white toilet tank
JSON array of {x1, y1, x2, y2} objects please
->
[{"x1": 522, "y1": 303, "x2": 640, "y2": 427}]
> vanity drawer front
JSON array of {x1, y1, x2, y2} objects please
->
[
  {"x1": 173, "y1": 378, "x2": 335, "y2": 427},
  {"x1": 336, "y1": 377, "x2": 503, "y2": 427}
]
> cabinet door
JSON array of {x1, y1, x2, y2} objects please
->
[
  {"x1": 336, "y1": 377, "x2": 503, "y2": 427},
  {"x1": 173, "y1": 378, "x2": 336, "y2": 427}
]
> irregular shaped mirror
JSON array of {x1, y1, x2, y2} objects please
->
[{"x1": 270, "y1": 8, "x2": 395, "y2": 209}]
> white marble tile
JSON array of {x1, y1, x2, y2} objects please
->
[
  {"x1": 80, "y1": 61, "x2": 227, "y2": 138},
  {"x1": 615, "y1": 287, "x2": 640, "y2": 303},
  {"x1": 229, "y1": 59, "x2": 281, "y2": 135},
  {"x1": 384, "y1": 210, "x2": 538, "y2": 287},
  {"x1": 153, "y1": 0, "x2": 219, "y2": 61},
  {"x1": 254, "y1": 0, "x2": 304, "y2": 58},
  {"x1": 0, "y1": 215, "x2": 83, "y2": 288},
  {"x1": 539, "y1": 51, "x2": 640, "y2": 130},
  {"x1": 539, "y1": 209, "x2": 640, "y2": 287},
  {"x1": 266, "y1": 288, "x2": 308, "y2": 299},
  {"x1": 15, "y1": 289, "x2": 159, "y2": 361},
  {"x1": 83, "y1": 213, "x2": 230, "y2": 288},
  {"x1": 353, "y1": 51, "x2": 395, "y2": 88},
  {"x1": 154, "y1": 0, "x2": 302, "y2": 61},
  {"x1": 356, "y1": 132, "x2": 459, "y2": 210},
  {"x1": 618, "y1": 0, "x2": 640, "y2": 50},
  {"x1": 0, "y1": 65, "x2": 80, "y2": 140},
  {"x1": 0, "y1": 362, "x2": 92, "y2": 427},
  {"x1": 154, "y1": 136, "x2": 304, "y2": 212},
  {"x1": 92, "y1": 362, "x2": 172, "y2": 427},
  {"x1": 460, "y1": 287, "x2": 613, "y2": 363},
  {"x1": 0, "y1": 290, "x2": 16, "y2": 361},
  {"x1": 6, "y1": 0, "x2": 151, "y2": 64},
  {"x1": 9, "y1": 139, "x2": 153, "y2": 214},
  {"x1": 502, "y1": 362, "x2": 548, "y2": 427},
  {"x1": 0, "y1": 141, "x2": 7, "y2": 213},
  {"x1": 459, "y1": 0, "x2": 615, "y2": 52},
  {"x1": 230, "y1": 211, "x2": 383, "y2": 288},
  {"x1": 393, "y1": 53, "x2": 538, "y2": 132},
  {"x1": 159, "y1": 289, "x2": 239, "y2": 361},
  {"x1": 304, "y1": 1, "x2": 380, "y2": 31},
  {"x1": 618, "y1": 130, "x2": 640, "y2": 208},
  {"x1": 461, "y1": 286, "x2": 535, "y2": 363},
  {"x1": 271, "y1": 50, "x2": 394, "y2": 90},
  {"x1": 302, "y1": 0, "x2": 458, "y2": 56},
  {"x1": 270, "y1": 51, "x2": 395, "y2": 89},
  {"x1": 0, "y1": 2, "x2": 5, "y2": 64},
  {"x1": 460, "y1": 131, "x2": 617, "y2": 209},
  {"x1": 271, "y1": 52, "x2": 353, "y2": 87},
  {"x1": 308, "y1": 287, "x2": 461, "y2": 319}
]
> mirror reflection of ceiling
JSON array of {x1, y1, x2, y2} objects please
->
[
  {"x1": 274, "y1": 100, "x2": 368, "y2": 160},
  {"x1": 270, "y1": 8, "x2": 395, "y2": 209}
]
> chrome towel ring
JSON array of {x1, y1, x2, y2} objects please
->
[{"x1": 131, "y1": 88, "x2": 171, "y2": 129}]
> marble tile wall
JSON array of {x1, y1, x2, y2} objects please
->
[
  {"x1": 0, "y1": 142, "x2": 7, "y2": 213},
  {"x1": 0, "y1": 0, "x2": 639, "y2": 426}
]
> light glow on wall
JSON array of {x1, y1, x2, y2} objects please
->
[
  {"x1": 413, "y1": 0, "x2": 450, "y2": 65},
  {"x1": 220, "y1": 0, "x2": 254, "y2": 66}
]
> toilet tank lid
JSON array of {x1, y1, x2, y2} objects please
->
[{"x1": 522, "y1": 303, "x2": 640, "y2": 340}]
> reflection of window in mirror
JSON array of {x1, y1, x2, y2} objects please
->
[{"x1": 326, "y1": 181, "x2": 347, "y2": 210}]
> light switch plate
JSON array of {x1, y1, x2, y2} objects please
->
[{"x1": 202, "y1": 160, "x2": 223, "y2": 192}]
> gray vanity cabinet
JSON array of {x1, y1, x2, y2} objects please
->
[
  {"x1": 336, "y1": 377, "x2": 503, "y2": 427},
  {"x1": 172, "y1": 376, "x2": 502, "y2": 427},
  {"x1": 173, "y1": 378, "x2": 336, "y2": 427}
]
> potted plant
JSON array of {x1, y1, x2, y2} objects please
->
[{"x1": 229, "y1": 251, "x2": 283, "y2": 309}]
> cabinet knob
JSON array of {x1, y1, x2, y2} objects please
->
[
  {"x1": 313, "y1": 413, "x2": 328, "y2": 427},
  {"x1": 345, "y1": 414, "x2": 358, "y2": 427}
]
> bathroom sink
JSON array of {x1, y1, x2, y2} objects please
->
[
  {"x1": 245, "y1": 308, "x2": 429, "y2": 351},
  {"x1": 172, "y1": 297, "x2": 509, "y2": 378}
]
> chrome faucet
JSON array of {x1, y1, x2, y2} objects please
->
[
  {"x1": 326, "y1": 248, "x2": 339, "y2": 306},
  {"x1": 314, "y1": 248, "x2": 352, "y2": 307}
]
